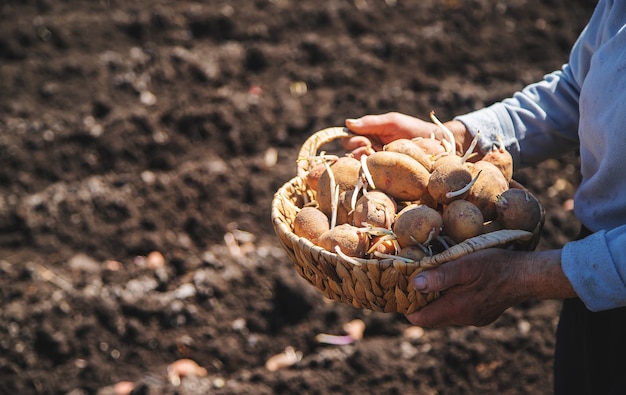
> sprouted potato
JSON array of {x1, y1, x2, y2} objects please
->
[
  {"x1": 393, "y1": 203, "x2": 443, "y2": 248},
  {"x1": 482, "y1": 136, "x2": 513, "y2": 182},
  {"x1": 365, "y1": 151, "x2": 430, "y2": 201},
  {"x1": 352, "y1": 190, "x2": 397, "y2": 229},
  {"x1": 318, "y1": 224, "x2": 369, "y2": 258},
  {"x1": 294, "y1": 207, "x2": 330, "y2": 245},
  {"x1": 465, "y1": 160, "x2": 509, "y2": 221},
  {"x1": 383, "y1": 138, "x2": 434, "y2": 172},
  {"x1": 316, "y1": 156, "x2": 361, "y2": 219},
  {"x1": 496, "y1": 188, "x2": 543, "y2": 232},
  {"x1": 305, "y1": 162, "x2": 326, "y2": 192},
  {"x1": 442, "y1": 199, "x2": 484, "y2": 243},
  {"x1": 398, "y1": 245, "x2": 428, "y2": 261}
]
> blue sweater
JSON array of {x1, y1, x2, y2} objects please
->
[{"x1": 456, "y1": 0, "x2": 626, "y2": 311}]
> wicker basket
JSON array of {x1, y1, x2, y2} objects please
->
[{"x1": 271, "y1": 127, "x2": 544, "y2": 314}]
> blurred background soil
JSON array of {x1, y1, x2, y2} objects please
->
[{"x1": 0, "y1": 0, "x2": 596, "y2": 394}]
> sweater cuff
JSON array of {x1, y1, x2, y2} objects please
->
[
  {"x1": 562, "y1": 231, "x2": 626, "y2": 311},
  {"x1": 454, "y1": 104, "x2": 521, "y2": 166}
]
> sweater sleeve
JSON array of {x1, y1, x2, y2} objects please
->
[
  {"x1": 562, "y1": 227, "x2": 626, "y2": 311},
  {"x1": 453, "y1": 0, "x2": 607, "y2": 168},
  {"x1": 454, "y1": 68, "x2": 581, "y2": 170}
]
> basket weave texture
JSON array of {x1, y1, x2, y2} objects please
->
[{"x1": 271, "y1": 127, "x2": 544, "y2": 314}]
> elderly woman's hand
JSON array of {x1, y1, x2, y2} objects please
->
[
  {"x1": 405, "y1": 249, "x2": 574, "y2": 328},
  {"x1": 343, "y1": 112, "x2": 471, "y2": 156}
]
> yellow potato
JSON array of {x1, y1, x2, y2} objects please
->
[
  {"x1": 398, "y1": 245, "x2": 427, "y2": 261},
  {"x1": 383, "y1": 139, "x2": 433, "y2": 172},
  {"x1": 482, "y1": 144, "x2": 513, "y2": 182},
  {"x1": 442, "y1": 199, "x2": 484, "y2": 243},
  {"x1": 427, "y1": 155, "x2": 473, "y2": 205},
  {"x1": 393, "y1": 204, "x2": 443, "y2": 248},
  {"x1": 496, "y1": 188, "x2": 542, "y2": 232},
  {"x1": 365, "y1": 151, "x2": 430, "y2": 201},
  {"x1": 413, "y1": 137, "x2": 447, "y2": 155},
  {"x1": 316, "y1": 156, "x2": 362, "y2": 218},
  {"x1": 352, "y1": 190, "x2": 397, "y2": 229},
  {"x1": 293, "y1": 207, "x2": 330, "y2": 245},
  {"x1": 305, "y1": 162, "x2": 326, "y2": 192},
  {"x1": 318, "y1": 224, "x2": 369, "y2": 257},
  {"x1": 466, "y1": 160, "x2": 509, "y2": 221},
  {"x1": 336, "y1": 188, "x2": 357, "y2": 225}
]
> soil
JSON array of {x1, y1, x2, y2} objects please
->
[{"x1": 0, "y1": 0, "x2": 597, "y2": 394}]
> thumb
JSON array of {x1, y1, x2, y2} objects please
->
[
  {"x1": 346, "y1": 112, "x2": 430, "y2": 145},
  {"x1": 345, "y1": 115, "x2": 381, "y2": 135},
  {"x1": 412, "y1": 263, "x2": 462, "y2": 293}
]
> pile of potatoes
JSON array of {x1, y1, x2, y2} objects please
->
[{"x1": 293, "y1": 131, "x2": 542, "y2": 262}]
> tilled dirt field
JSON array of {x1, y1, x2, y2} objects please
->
[{"x1": 0, "y1": 1, "x2": 596, "y2": 394}]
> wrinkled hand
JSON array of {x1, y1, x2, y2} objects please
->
[
  {"x1": 343, "y1": 112, "x2": 471, "y2": 158},
  {"x1": 343, "y1": 112, "x2": 440, "y2": 154},
  {"x1": 405, "y1": 248, "x2": 534, "y2": 328}
]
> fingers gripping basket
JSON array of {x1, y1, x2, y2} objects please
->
[{"x1": 271, "y1": 127, "x2": 544, "y2": 314}]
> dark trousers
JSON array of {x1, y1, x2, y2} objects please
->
[
  {"x1": 554, "y1": 298, "x2": 626, "y2": 395},
  {"x1": 554, "y1": 225, "x2": 626, "y2": 394}
]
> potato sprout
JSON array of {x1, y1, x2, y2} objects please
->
[
  {"x1": 323, "y1": 159, "x2": 339, "y2": 228},
  {"x1": 429, "y1": 111, "x2": 455, "y2": 155}
]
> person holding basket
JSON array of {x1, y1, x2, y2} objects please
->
[{"x1": 342, "y1": 1, "x2": 626, "y2": 393}]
